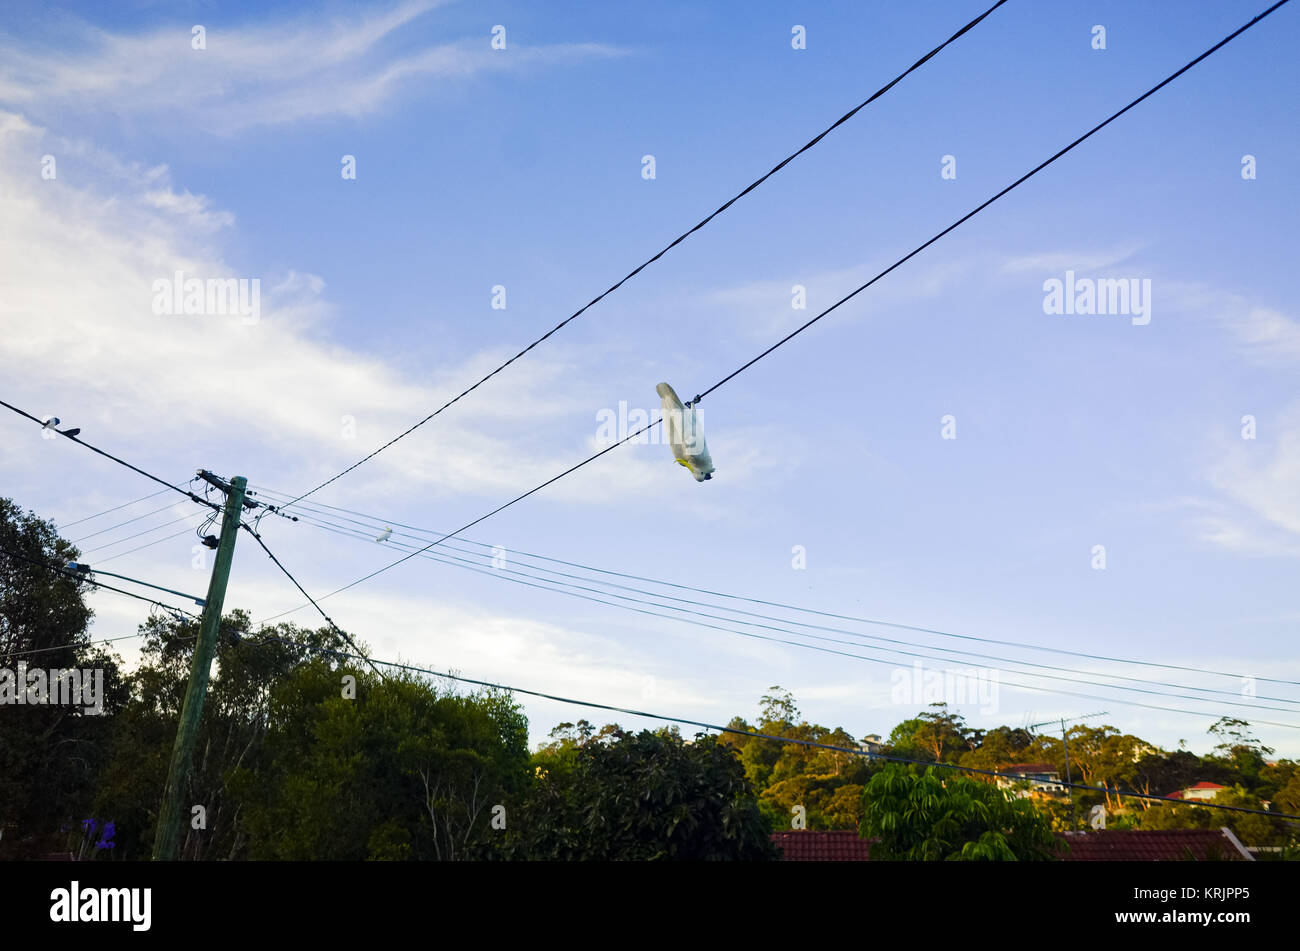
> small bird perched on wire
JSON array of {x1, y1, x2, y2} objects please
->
[
  {"x1": 656, "y1": 382, "x2": 714, "y2": 482},
  {"x1": 375, "y1": 527, "x2": 392, "y2": 543},
  {"x1": 41, "y1": 416, "x2": 80, "y2": 437}
]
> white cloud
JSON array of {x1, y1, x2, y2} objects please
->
[
  {"x1": 141, "y1": 188, "x2": 235, "y2": 231},
  {"x1": 998, "y1": 243, "x2": 1144, "y2": 275},
  {"x1": 1207, "y1": 403, "x2": 1300, "y2": 545},
  {"x1": 705, "y1": 253, "x2": 983, "y2": 341},
  {"x1": 1226, "y1": 306, "x2": 1300, "y2": 365},
  {"x1": 0, "y1": 113, "x2": 592, "y2": 502},
  {"x1": 0, "y1": 1, "x2": 626, "y2": 133},
  {"x1": 0, "y1": 107, "x2": 799, "y2": 532}
]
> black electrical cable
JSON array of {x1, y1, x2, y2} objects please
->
[
  {"x1": 282, "y1": 508, "x2": 1300, "y2": 708},
  {"x1": 94, "y1": 528, "x2": 198, "y2": 567},
  {"x1": 70, "y1": 500, "x2": 184, "y2": 544},
  {"x1": 277, "y1": 511, "x2": 1300, "y2": 726},
  {"x1": 238, "y1": 523, "x2": 385, "y2": 680},
  {"x1": 252, "y1": 632, "x2": 1300, "y2": 823},
  {"x1": 279, "y1": 0, "x2": 1012, "y2": 512},
  {"x1": 0, "y1": 397, "x2": 219, "y2": 512},
  {"x1": 258, "y1": 1, "x2": 1295, "y2": 621},
  {"x1": 0, "y1": 543, "x2": 200, "y2": 620},
  {"x1": 695, "y1": 0, "x2": 1295, "y2": 403},
  {"x1": 1, "y1": 631, "x2": 197, "y2": 660},
  {"x1": 253, "y1": 486, "x2": 1300, "y2": 693},
  {"x1": 58, "y1": 489, "x2": 171, "y2": 530}
]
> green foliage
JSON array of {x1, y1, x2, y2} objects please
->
[
  {"x1": 230, "y1": 663, "x2": 528, "y2": 860},
  {"x1": 91, "y1": 611, "x2": 360, "y2": 859},
  {"x1": 860, "y1": 764, "x2": 1063, "y2": 861},
  {"x1": 499, "y1": 728, "x2": 777, "y2": 860},
  {"x1": 7, "y1": 492, "x2": 1297, "y2": 864},
  {"x1": 958, "y1": 726, "x2": 1034, "y2": 771},
  {"x1": 0, "y1": 498, "x2": 127, "y2": 858},
  {"x1": 1208, "y1": 717, "x2": 1274, "y2": 782},
  {"x1": 886, "y1": 703, "x2": 973, "y2": 763},
  {"x1": 1138, "y1": 784, "x2": 1291, "y2": 848},
  {"x1": 720, "y1": 691, "x2": 880, "y2": 831}
]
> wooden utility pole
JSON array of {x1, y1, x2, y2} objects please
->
[{"x1": 152, "y1": 472, "x2": 247, "y2": 861}]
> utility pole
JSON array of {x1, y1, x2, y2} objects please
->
[
  {"x1": 152, "y1": 471, "x2": 246, "y2": 861},
  {"x1": 1028, "y1": 711, "x2": 1108, "y2": 831}
]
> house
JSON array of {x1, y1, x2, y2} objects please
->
[
  {"x1": 1167, "y1": 782, "x2": 1229, "y2": 801},
  {"x1": 997, "y1": 763, "x2": 1067, "y2": 797},
  {"x1": 859, "y1": 734, "x2": 884, "y2": 755}
]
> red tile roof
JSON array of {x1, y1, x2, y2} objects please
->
[
  {"x1": 1057, "y1": 829, "x2": 1253, "y2": 861},
  {"x1": 770, "y1": 829, "x2": 1254, "y2": 861},
  {"x1": 771, "y1": 831, "x2": 874, "y2": 861}
]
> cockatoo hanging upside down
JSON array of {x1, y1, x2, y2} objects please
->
[{"x1": 656, "y1": 382, "x2": 714, "y2": 482}]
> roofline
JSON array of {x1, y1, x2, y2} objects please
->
[{"x1": 1219, "y1": 827, "x2": 1256, "y2": 862}]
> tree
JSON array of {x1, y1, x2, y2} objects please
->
[
  {"x1": 230, "y1": 661, "x2": 528, "y2": 860},
  {"x1": 501, "y1": 728, "x2": 777, "y2": 860},
  {"x1": 92, "y1": 610, "x2": 361, "y2": 860},
  {"x1": 720, "y1": 691, "x2": 879, "y2": 830},
  {"x1": 1132, "y1": 750, "x2": 1203, "y2": 806},
  {"x1": 860, "y1": 764, "x2": 1063, "y2": 861},
  {"x1": 1138, "y1": 785, "x2": 1290, "y2": 849},
  {"x1": 887, "y1": 703, "x2": 972, "y2": 763},
  {"x1": 1208, "y1": 717, "x2": 1274, "y2": 782},
  {"x1": 0, "y1": 498, "x2": 128, "y2": 857},
  {"x1": 957, "y1": 725, "x2": 1034, "y2": 773},
  {"x1": 759, "y1": 686, "x2": 799, "y2": 729}
]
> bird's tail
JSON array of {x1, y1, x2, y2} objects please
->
[{"x1": 656, "y1": 382, "x2": 683, "y2": 412}]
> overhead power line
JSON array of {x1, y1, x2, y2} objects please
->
[
  {"x1": 238, "y1": 523, "x2": 385, "y2": 680},
  {"x1": 257, "y1": 1, "x2": 1294, "y2": 626},
  {"x1": 76, "y1": 513, "x2": 203, "y2": 555},
  {"x1": 58, "y1": 489, "x2": 171, "y2": 530},
  {"x1": 1, "y1": 631, "x2": 197, "y2": 660},
  {"x1": 95, "y1": 528, "x2": 206, "y2": 567},
  {"x1": 271, "y1": 503, "x2": 1294, "y2": 707},
  {"x1": 0, "y1": 397, "x2": 219, "y2": 513},
  {"x1": 69, "y1": 500, "x2": 186, "y2": 544},
  {"x1": 691, "y1": 0, "x2": 1295, "y2": 404},
  {"x1": 0, "y1": 543, "x2": 201, "y2": 621},
  {"x1": 251, "y1": 633, "x2": 1300, "y2": 823},
  {"x1": 250, "y1": 485, "x2": 1300, "y2": 690},
  {"x1": 279, "y1": 0, "x2": 1012, "y2": 511},
  {"x1": 64, "y1": 562, "x2": 206, "y2": 606},
  {"x1": 271, "y1": 509, "x2": 1300, "y2": 726}
]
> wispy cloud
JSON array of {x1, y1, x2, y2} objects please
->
[
  {"x1": 0, "y1": 111, "x2": 787, "y2": 518},
  {"x1": 0, "y1": 1, "x2": 625, "y2": 133},
  {"x1": 1225, "y1": 306, "x2": 1300, "y2": 365},
  {"x1": 0, "y1": 112, "x2": 596, "y2": 503},
  {"x1": 1206, "y1": 402, "x2": 1300, "y2": 545},
  {"x1": 998, "y1": 243, "x2": 1145, "y2": 275}
]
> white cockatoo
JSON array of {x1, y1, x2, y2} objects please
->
[
  {"x1": 375, "y1": 526, "x2": 392, "y2": 543},
  {"x1": 656, "y1": 382, "x2": 714, "y2": 482}
]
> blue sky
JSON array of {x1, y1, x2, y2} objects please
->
[{"x1": 1, "y1": 0, "x2": 1298, "y2": 758}]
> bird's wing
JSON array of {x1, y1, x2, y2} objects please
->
[{"x1": 656, "y1": 383, "x2": 686, "y2": 457}]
